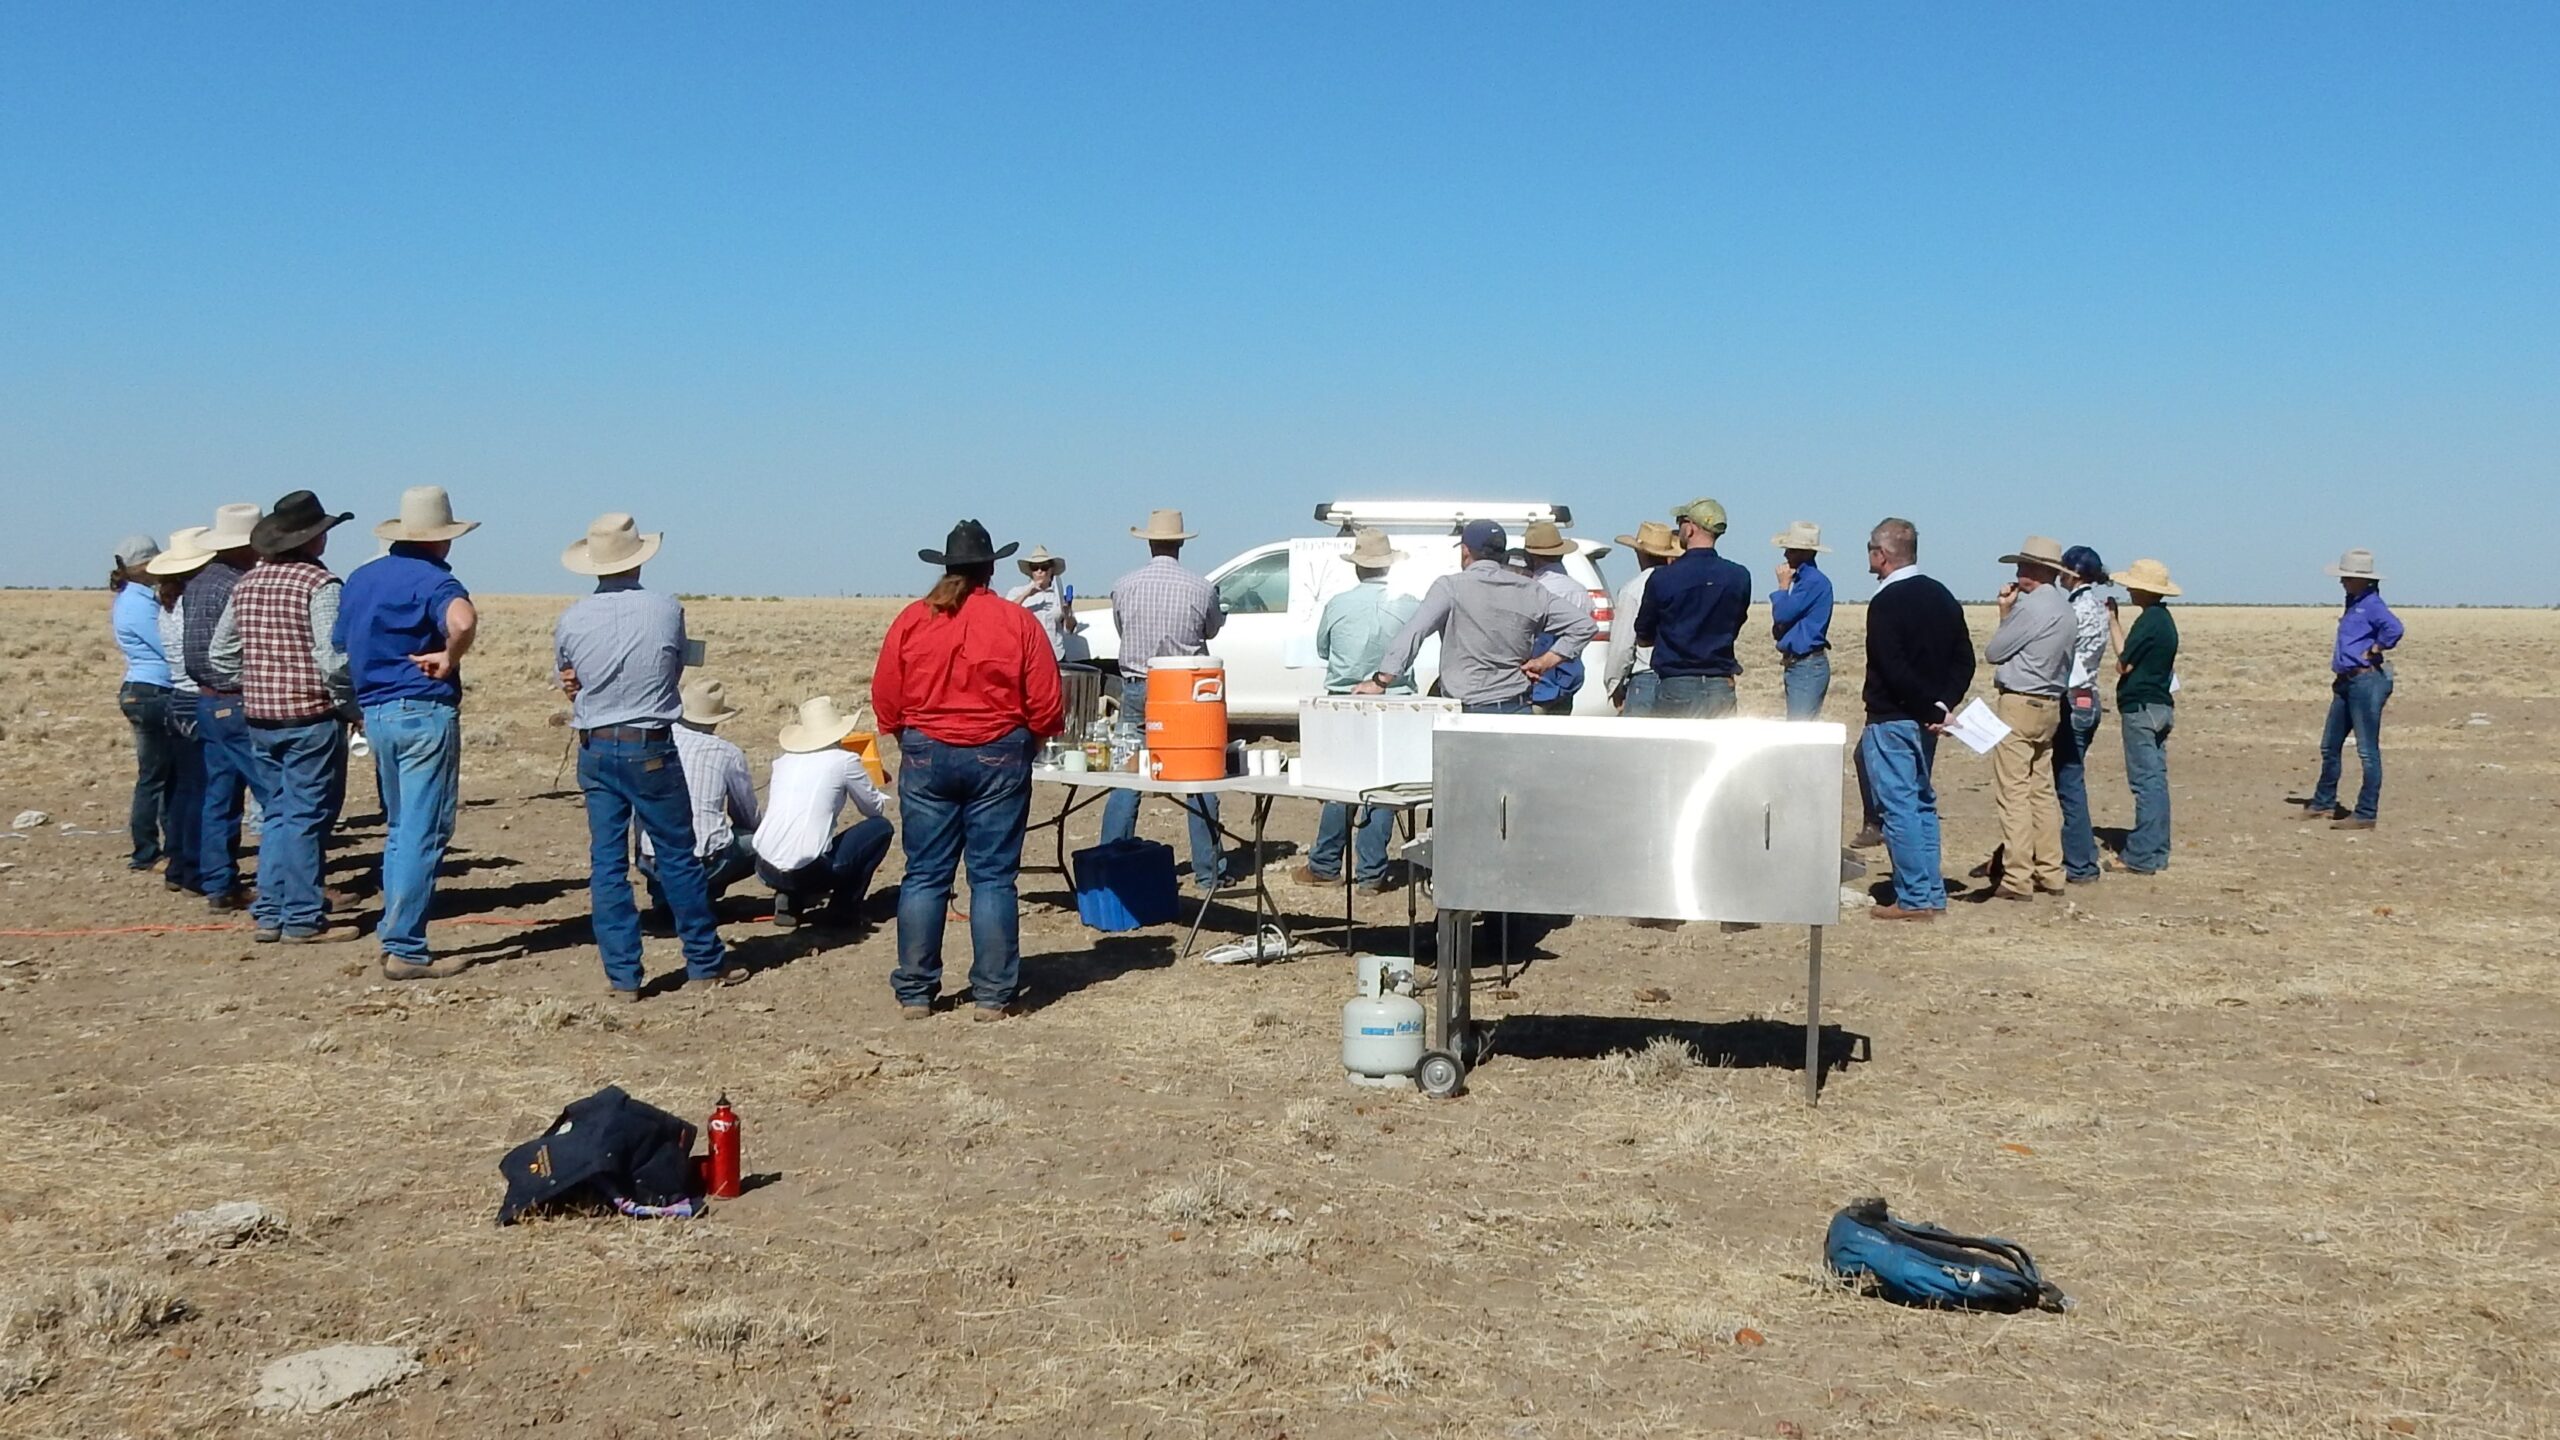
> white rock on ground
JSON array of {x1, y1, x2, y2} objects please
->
[
  {"x1": 10, "y1": 810, "x2": 48, "y2": 830},
  {"x1": 250, "y1": 1346, "x2": 421, "y2": 1416},
  {"x1": 164, "y1": 1200, "x2": 287, "y2": 1252}
]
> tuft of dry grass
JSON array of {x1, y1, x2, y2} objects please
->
[
  {"x1": 1235, "y1": 1227, "x2": 1311, "y2": 1263},
  {"x1": 1144, "y1": 1172, "x2": 1255, "y2": 1229},
  {"x1": 1601, "y1": 1034, "x2": 1700, "y2": 1086},
  {"x1": 1283, "y1": 1098, "x2": 1336, "y2": 1149},
  {"x1": 674, "y1": 1298, "x2": 829, "y2": 1356}
]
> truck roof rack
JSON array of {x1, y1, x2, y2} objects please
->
[{"x1": 1312, "y1": 501, "x2": 1573, "y2": 533}]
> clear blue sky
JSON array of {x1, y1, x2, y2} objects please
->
[{"x1": 4, "y1": 2, "x2": 2552, "y2": 603}]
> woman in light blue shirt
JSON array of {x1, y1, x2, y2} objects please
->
[{"x1": 108, "y1": 534, "x2": 179, "y2": 874}]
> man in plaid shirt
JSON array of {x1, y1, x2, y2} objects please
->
[{"x1": 1102, "y1": 509, "x2": 1227, "y2": 891}]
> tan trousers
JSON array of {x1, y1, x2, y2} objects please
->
[{"x1": 1992, "y1": 690, "x2": 2063, "y2": 894}]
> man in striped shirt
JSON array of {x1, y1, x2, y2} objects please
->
[
  {"x1": 1102, "y1": 509, "x2": 1228, "y2": 891},
  {"x1": 642, "y1": 677, "x2": 762, "y2": 920}
]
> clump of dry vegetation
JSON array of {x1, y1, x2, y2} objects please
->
[
  {"x1": 1601, "y1": 1034, "x2": 1700, "y2": 1086},
  {"x1": 674, "y1": 1298, "x2": 829, "y2": 1356},
  {"x1": 2, "y1": 1268, "x2": 186, "y2": 1402},
  {"x1": 1144, "y1": 1172, "x2": 1255, "y2": 1229}
]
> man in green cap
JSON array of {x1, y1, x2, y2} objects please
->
[{"x1": 1631, "y1": 498, "x2": 1753, "y2": 718}]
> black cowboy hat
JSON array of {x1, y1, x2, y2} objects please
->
[
  {"x1": 252, "y1": 490, "x2": 355, "y2": 558},
  {"x1": 919, "y1": 518, "x2": 1019, "y2": 568}
]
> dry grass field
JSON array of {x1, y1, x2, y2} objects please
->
[{"x1": 2, "y1": 589, "x2": 2556, "y2": 1439}]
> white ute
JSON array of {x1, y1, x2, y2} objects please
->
[{"x1": 1072, "y1": 501, "x2": 1621, "y2": 724}]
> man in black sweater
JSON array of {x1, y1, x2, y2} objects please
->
[{"x1": 1858, "y1": 517, "x2": 1976, "y2": 920}]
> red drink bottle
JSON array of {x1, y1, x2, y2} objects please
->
[{"x1": 706, "y1": 1094, "x2": 743, "y2": 1199}]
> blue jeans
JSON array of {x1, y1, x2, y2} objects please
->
[
  {"x1": 1463, "y1": 697, "x2": 1533, "y2": 716},
  {"x1": 366, "y1": 699, "x2": 461, "y2": 961},
  {"x1": 120, "y1": 682, "x2": 178, "y2": 868},
  {"x1": 2121, "y1": 703, "x2": 2174, "y2": 872},
  {"x1": 1103, "y1": 678, "x2": 1223, "y2": 888},
  {"x1": 759, "y1": 816, "x2": 895, "y2": 917},
  {"x1": 894, "y1": 728, "x2": 1035, "y2": 1009},
  {"x1": 646, "y1": 835, "x2": 758, "y2": 911},
  {"x1": 246, "y1": 718, "x2": 341, "y2": 935},
  {"x1": 1780, "y1": 651, "x2": 1830, "y2": 720},
  {"x1": 2053, "y1": 693, "x2": 2105, "y2": 881},
  {"x1": 1309, "y1": 802, "x2": 1394, "y2": 884},
  {"x1": 1859, "y1": 720, "x2": 1944, "y2": 910},
  {"x1": 1653, "y1": 674, "x2": 1738, "y2": 719},
  {"x1": 196, "y1": 694, "x2": 272, "y2": 898},
  {"x1": 578, "y1": 733, "x2": 727, "y2": 990},
  {"x1": 1620, "y1": 671, "x2": 1660, "y2": 715},
  {"x1": 163, "y1": 700, "x2": 206, "y2": 893},
  {"x1": 2311, "y1": 668, "x2": 2392, "y2": 820}
]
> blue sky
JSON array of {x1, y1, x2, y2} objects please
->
[{"x1": 4, "y1": 2, "x2": 2552, "y2": 603}]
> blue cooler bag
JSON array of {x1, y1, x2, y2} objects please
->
[
  {"x1": 1073, "y1": 839, "x2": 1179, "y2": 931},
  {"x1": 1824, "y1": 1197, "x2": 2070, "y2": 1313}
]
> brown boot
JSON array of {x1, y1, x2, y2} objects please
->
[{"x1": 279, "y1": 923, "x2": 361, "y2": 944}]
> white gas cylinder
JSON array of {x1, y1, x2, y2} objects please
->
[{"x1": 1342, "y1": 956, "x2": 1424, "y2": 1086}]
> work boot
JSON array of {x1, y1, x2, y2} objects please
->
[
  {"x1": 252, "y1": 927, "x2": 282, "y2": 944},
  {"x1": 1290, "y1": 862, "x2": 1339, "y2": 889},
  {"x1": 2331, "y1": 817, "x2": 2377, "y2": 831},
  {"x1": 900, "y1": 1004, "x2": 933, "y2": 1022},
  {"x1": 207, "y1": 889, "x2": 252, "y2": 913},
  {"x1": 716, "y1": 967, "x2": 750, "y2": 987},
  {"x1": 1849, "y1": 824, "x2": 1885, "y2": 850},
  {"x1": 973, "y1": 1002, "x2": 1021, "y2": 1023},
  {"x1": 770, "y1": 895, "x2": 798, "y2": 931},
  {"x1": 279, "y1": 923, "x2": 361, "y2": 944},
  {"x1": 603, "y1": 985, "x2": 640, "y2": 1004},
  {"x1": 1869, "y1": 904, "x2": 1938, "y2": 922}
]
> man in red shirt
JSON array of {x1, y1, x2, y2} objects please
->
[{"x1": 872, "y1": 520, "x2": 1065, "y2": 1021}]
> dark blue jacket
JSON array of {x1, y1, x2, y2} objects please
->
[{"x1": 1634, "y1": 547, "x2": 1752, "y2": 678}]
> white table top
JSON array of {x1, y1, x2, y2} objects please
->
[{"x1": 1033, "y1": 765, "x2": 1430, "y2": 807}]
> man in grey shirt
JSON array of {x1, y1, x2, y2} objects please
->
[
  {"x1": 1357, "y1": 520, "x2": 1595, "y2": 712},
  {"x1": 1980, "y1": 535, "x2": 2077, "y2": 901},
  {"x1": 553, "y1": 513, "x2": 734, "y2": 1000}
]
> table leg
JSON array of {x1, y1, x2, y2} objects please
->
[
  {"x1": 1340, "y1": 802, "x2": 1360, "y2": 953},
  {"x1": 1805, "y1": 925, "x2": 1824, "y2": 1107}
]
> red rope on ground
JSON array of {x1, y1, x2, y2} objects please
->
[{"x1": 0, "y1": 912, "x2": 789, "y2": 939}]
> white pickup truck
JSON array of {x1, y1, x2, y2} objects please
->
[{"x1": 1070, "y1": 501, "x2": 1622, "y2": 724}]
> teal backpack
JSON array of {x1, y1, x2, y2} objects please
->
[{"x1": 1824, "y1": 1197, "x2": 2071, "y2": 1313}]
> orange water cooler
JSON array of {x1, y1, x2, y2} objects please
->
[{"x1": 1145, "y1": 656, "x2": 1228, "y2": 781}]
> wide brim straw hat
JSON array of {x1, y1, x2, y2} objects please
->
[
  {"x1": 1997, "y1": 535, "x2": 2068, "y2": 571},
  {"x1": 1614, "y1": 519, "x2": 1683, "y2": 560},
  {"x1": 252, "y1": 490, "x2": 356, "y2": 558},
  {"x1": 1016, "y1": 544, "x2": 1066, "y2": 577},
  {"x1": 778, "y1": 695, "x2": 861, "y2": 754},
  {"x1": 680, "y1": 677, "x2": 741, "y2": 727},
  {"x1": 2324, "y1": 548, "x2": 2385, "y2": 581},
  {"x1": 1521, "y1": 520, "x2": 1573, "y2": 557},
  {"x1": 199, "y1": 503, "x2": 264, "y2": 552},
  {"x1": 1343, "y1": 527, "x2": 1405, "y2": 568},
  {"x1": 921, "y1": 518, "x2": 1018, "y2": 567},
  {"x1": 1131, "y1": 508, "x2": 1197, "y2": 542},
  {"x1": 563, "y1": 512, "x2": 663, "y2": 576},
  {"x1": 145, "y1": 526, "x2": 216, "y2": 577},
  {"x1": 375, "y1": 485, "x2": 481, "y2": 543},
  {"x1": 2116, "y1": 557, "x2": 2183, "y2": 597},
  {"x1": 1769, "y1": 520, "x2": 1830, "y2": 553}
]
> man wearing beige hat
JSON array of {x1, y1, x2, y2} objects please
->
[
  {"x1": 1296, "y1": 528, "x2": 1418, "y2": 891},
  {"x1": 1979, "y1": 535, "x2": 2077, "y2": 901},
  {"x1": 1007, "y1": 545, "x2": 1078, "y2": 660},
  {"x1": 756, "y1": 696, "x2": 895, "y2": 930},
  {"x1": 1605, "y1": 520, "x2": 1679, "y2": 714},
  {"x1": 2300, "y1": 548, "x2": 2402, "y2": 828},
  {"x1": 554, "y1": 513, "x2": 736, "y2": 998},
  {"x1": 1103, "y1": 509, "x2": 1228, "y2": 891},
  {"x1": 2105, "y1": 559, "x2": 2183, "y2": 872},
  {"x1": 1519, "y1": 519, "x2": 1594, "y2": 715},
  {"x1": 336, "y1": 486, "x2": 482, "y2": 978},
  {"x1": 641, "y1": 676, "x2": 761, "y2": 921},
  {"x1": 1767, "y1": 520, "x2": 1836, "y2": 720},
  {"x1": 175, "y1": 502, "x2": 269, "y2": 910}
]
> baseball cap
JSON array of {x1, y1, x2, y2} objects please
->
[
  {"x1": 1460, "y1": 519, "x2": 1508, "y2": 555},
  {"x1": 114, "y1": 533, "x2": 161, "y2": 567},
  {"x1": 2062, "y1": 545, "x2": 2108, "y2": 583},
  {"x1": 1673, "y1": 498, "x2": 1728, "y2": 536}
]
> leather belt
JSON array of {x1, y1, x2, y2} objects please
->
[
  {"x1": 580, "y1": 724, "x2": 671, "y2": 745},
  {"x1": 1994, "y1": 687, "x2": 2061, "y2": 701}
]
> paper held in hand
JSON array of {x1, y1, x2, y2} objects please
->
[{"x1": 1940, "y1": 697, "x2": 2012, "y2": 755}]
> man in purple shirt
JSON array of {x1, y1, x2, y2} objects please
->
[{"x1": 2300, "y1": 548, "x2": 2403, "y2": 829}]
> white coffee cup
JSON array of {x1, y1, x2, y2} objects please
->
[{"x1": 1060, "y1": 748, "x2": 1088, "y2": 773}]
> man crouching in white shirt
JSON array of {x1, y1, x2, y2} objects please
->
[{"x1": 757, "y1": 696, "x2": 894, "y2": 930}]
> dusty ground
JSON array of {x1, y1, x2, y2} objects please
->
[{"x1": 2, "y1": 590, "x2": 2556, "y2": 1439}]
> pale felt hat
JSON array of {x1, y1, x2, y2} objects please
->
[
  {"x1": 146, "y1": 526, "x2": 216, "y2": 577},
  {"x1": 562, "y1": 513, "x2": 662, "y2": 577},
  {"x1": 1130, "y1": 508, "x2": 1197, "y2": 542},
  {"x1": 2116, "y1": 557, "x2": 2183, "y2": 597},
  {"x1": 1614, "y1": 519, "x2": 1683, "y2": 560},
  {"x1": 778, "y1": 695, "x2": 861, "y2": 754},
  {"x1": 1998, "y1": 535, "x2": 2067, "y2": 571},
  {"x1": 1016, "y1": 544, "x2": 1066, "y2": 578},
  {"x1": 1343, "y1": 527, "x2": 1405, "y2": 568},
  {"x1": 375, "y1": 485, "x2": 481, "y2": 544},
  {"x1": 680, "y1": 677, "x2": 741, "y2": 727},
  {"x1": 200, "y1": 503, "x2": 263, "y2": 552},
  {"x1": 1521, "y1": 520, "x2": 1573, "y2": 557},
  {"x1": 2325, "y1": 548, "x2": 2384, "y2": 581},
  {"x1": 1770, "y1": 520, "x2": 1830, "y2": 553}
]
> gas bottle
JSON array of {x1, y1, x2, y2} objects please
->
[
  {"x1": 1342, "y1": 956, "x2": 1425, "y2": 1086},
  {"x1": 705, "y1": 1094, "x2": 743, "y2": 1199}
]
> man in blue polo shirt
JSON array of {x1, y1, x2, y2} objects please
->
[
  {"x1": 335, "y1": 487, "x2": 480, "y2": 981},
  {"x1": 1766, "y1": 520, "x2": 1836, "y2": 719},
  {"x1": 1633, "y1": 498, "x2": 1752, "y2": 718}
]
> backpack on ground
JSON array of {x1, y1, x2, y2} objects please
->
[{"x1": 1823, "y1": 1196, "x2": 2070, "y2": 1313}]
